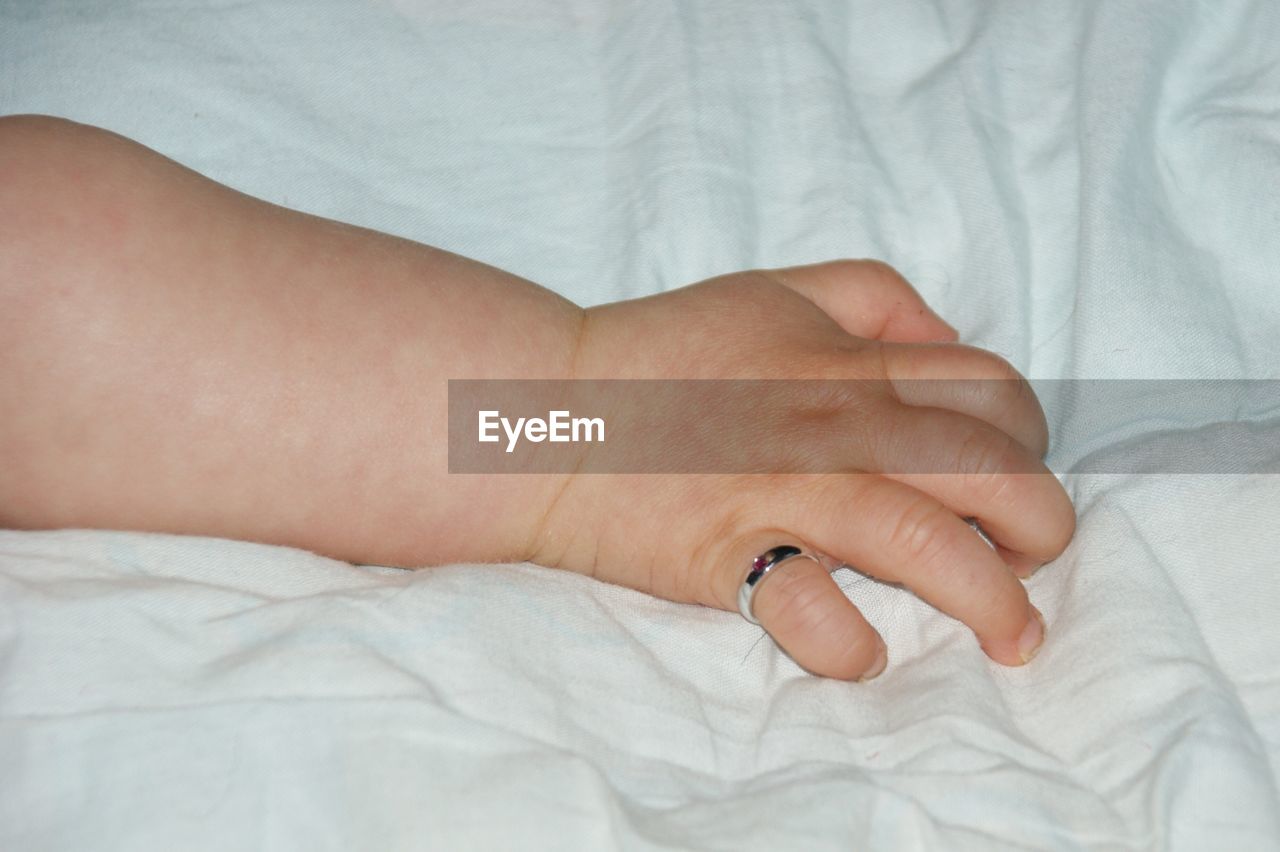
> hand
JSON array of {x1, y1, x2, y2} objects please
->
[{"x1": 531, "y1": 260, "x2": 1075, "y2": 680}]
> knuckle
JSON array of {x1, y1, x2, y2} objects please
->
[
  {"x1": 813, "y1": 626, "x2": 879, "y2": 679},
  {"x1": 957, "y1": 436, "x2": 1028, "y2": 510},
  {"x1": 954, "y1": 351, "x2": 1049, "y2": 452},
  {"x1": 956, "y1": 425, "x2": 1017, "y2": 481},
  {"x1": 945, "y1": 346, "x2": 1025, "y2": 390},
  {"x1": 957, "y1": 346, "x2": 1022, "y2": 382},
  {"x1": 883, "y1": 499, "x2": 954, "y2": 566},
  {"x1": 765, "y1": 566, "x2": 830, "y2": 633},
  {"x1": 974, "y1": 583, "x2": 1029, "y2": 636}
]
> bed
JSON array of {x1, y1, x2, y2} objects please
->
[{"x1": 3, "y1": 1, "x2": 1278, "y2": 848}]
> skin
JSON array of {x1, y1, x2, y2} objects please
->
[{"x1": 0, "y1": 115, "x2": 1075, "y2": 681}]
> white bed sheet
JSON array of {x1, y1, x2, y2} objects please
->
[{"x1": 3, "y1": 1, "x2": 1279, "y2": 848}]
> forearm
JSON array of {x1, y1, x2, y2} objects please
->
[{"x1": 0, "y1": 116, "x2": 580, "y2": 566}]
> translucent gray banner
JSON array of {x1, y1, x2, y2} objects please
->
[{"x1": 447, "y1": 380, "x2": 1280, "y2": 474}]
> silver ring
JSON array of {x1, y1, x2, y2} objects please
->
[
  {"x1": 965, "y1": 517, "x2": 996, "y2": 550},
  {"x1": 738, "y1": 545, "x2": 822, "y2": 625}
]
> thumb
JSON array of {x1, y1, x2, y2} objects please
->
[{"x1": 763, "y1": 259, "x2": 959, "y2": 343}]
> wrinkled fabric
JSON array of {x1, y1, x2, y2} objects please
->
[{"x1": 2, "y1": 1, "x2": 1279, "y2": 849}]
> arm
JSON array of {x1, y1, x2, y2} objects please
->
[
  {"x1": 0, "y1": 116, "x2": 1074, "y2": 680},
  {"x1": 0, "y1": 115, "x2": 578, "y2": 567}
]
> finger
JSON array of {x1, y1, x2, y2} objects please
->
[
  {"x1": 869, "y1": 404, "x2": 1076, "y2": 573},
  {"x1": 775, "y1": 475, "x2": 1046, "y2": 667},
  {"x1": 761, "y1": 260, "x2": 959, "y2": 344},
  {"x1": 880, "y1": 341, "x2": 1049, "y2": 457},
  {"x1": 713, "y1": 529, "x2": 888, "y2": 681},
  {"x1": 754, "y1": 552, "x2": 889, "y2": 681}
]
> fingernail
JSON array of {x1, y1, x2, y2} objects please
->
[
  {"x1": 1019, "y1": 561, "x2": 1046, "y2": 580},
  {"x1": 1017, "y1": 607, "x2": 1046, "y2": 663},
  {"x1": 858, "y1": 640, "x2": 888, "y2": 682}
]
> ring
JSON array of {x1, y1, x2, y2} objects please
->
[
  {"x1": 965, "y1": 517, "x2": 996, "y2": 550},
  {"x1": 738, "y1": 545, "x2": 823, "y2": 625}
]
